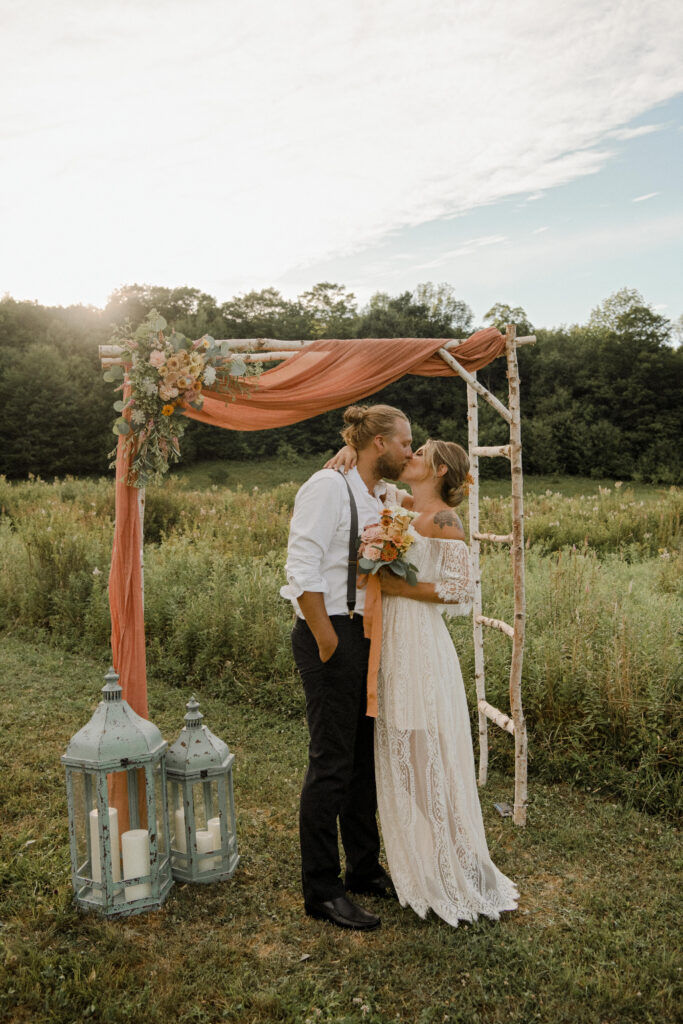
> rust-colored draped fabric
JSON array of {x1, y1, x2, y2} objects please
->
[
  {"x1": 109, "y1": 329, "x2": 504, "y2": 717},
  {"x1": 183, "y1": 330, "x2": 505, "y2": 431},
  {"x1": 109, "y1": 386, "x2": 148, "y2": 721}
]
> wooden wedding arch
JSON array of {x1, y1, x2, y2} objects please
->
[{"x1": 101, "y1": 326, "x2": 535, "y2": 825}]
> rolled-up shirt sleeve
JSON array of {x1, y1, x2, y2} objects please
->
[{"x1": 280, "y1": 474, "x2": 343, "y2": 600}]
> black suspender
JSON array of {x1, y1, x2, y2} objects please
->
[{"x1": 337, "y1": 470, "x2": 359, "y2": 617}]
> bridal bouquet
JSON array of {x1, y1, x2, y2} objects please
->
[{"x1": 358, "y1": 507, "x2": 419, "y2": 586}]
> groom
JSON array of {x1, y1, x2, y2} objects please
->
[{"x1": 280, "y1": 404, "x2": 413, "y2": 929}]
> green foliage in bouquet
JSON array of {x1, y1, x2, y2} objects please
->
[{"x1": 105, "y1": 310, "x2": 256, "y2": 486}]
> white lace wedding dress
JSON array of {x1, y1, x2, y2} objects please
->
[{"x1": 375, "y1": 520, "x2": 519, "y2": 926}]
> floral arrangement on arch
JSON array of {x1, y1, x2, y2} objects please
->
[{"x1": 104, "y1": 310, "x2": 257, "y2": 487}]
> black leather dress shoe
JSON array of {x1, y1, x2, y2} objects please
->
[
  {"x1": 346, "y1": 875, "x2": 397, "y2": 899},
  {"x1": 305, "y1": 895, "x2": 381, "y2": 930}
]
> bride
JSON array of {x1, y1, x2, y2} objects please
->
[{"x1": 329, "y1": 438, "x2": 518, "y2": 926}]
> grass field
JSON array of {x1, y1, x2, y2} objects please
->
[
  {"x1": 169, "y1": 456, "x2": 666, "y2": 500},
  {"x1": 1, "y1": 637, "x2": 681, "y2": 1024},
  {"x1": 0, "y1": 465, "x2": 681, "y2": 1022}
]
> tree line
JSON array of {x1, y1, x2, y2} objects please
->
[{"x1": 0, "y1": 283, "x2": 680, "y2": 483}]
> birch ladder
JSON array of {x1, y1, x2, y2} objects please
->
[{"x1": 437, "y1": 325, "x2": 533, "y2": 825}]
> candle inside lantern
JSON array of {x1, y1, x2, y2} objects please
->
[
  {"x1": 174, "y1": 807, "x2": 187, "y2": 854},
  {"x1": 208, "y1": 816, "x2": 222, "y2": 856},
  {"x1": 89, "y1": 807, "x2": 121, "y2": 884},
  {"x1": 122, "y1": 829, "x2": 152, "y2": 901},
  {"x1": 196, "y1": 829, "x2": 216, "y2": 869}
]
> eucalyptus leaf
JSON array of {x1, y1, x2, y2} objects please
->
[
  {"x1": 114, "y1": 417, "x2": 130, "y2": 435},
  {"x1": 113, "y1": 400, "x2": 125, "y2": 412},
  {"x1": 149, "y1": 315, "x2": 167, "y2": 332},
  {"x1": 221, "y1": 342, "x2": 232, "y2": 356},
  {"x1": 103, "y1": 370, "x2": 116, "y2": 383},
  {"x1": 110, "y1": 364, "x2": 124, "y2": 380},
  {"x1": 229, "y1": 357, "x2": 247, "y2": 377}
]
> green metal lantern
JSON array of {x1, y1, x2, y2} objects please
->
[
  {"x1": 166, "y1": 696, "x2": 239, "y2": 883},
  {"x1": 61, "y1": 667, "x2": 173, "y2": 917}
]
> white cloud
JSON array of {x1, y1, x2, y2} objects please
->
[
  {"x1": 1, "y1": 0, "x2": 683, "y2": 305},
  {"x1": 412, "y1": 235, "x2": 507, "y2": 271},
  {"x1": 532, "y1": 226, "x2": 549, "y2": 234},
  {"x1": 608, "y1": 124, "x2": 665, "y2": 141},
  {"x1": 632, "y1": 192, "x2": 660, "y2": 202}
]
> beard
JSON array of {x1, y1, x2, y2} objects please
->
[{"x1": 375, "y1": 452, "x2": 407, "y2": 479}]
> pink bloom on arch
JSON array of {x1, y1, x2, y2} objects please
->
[{"x1": 149, "y1": 350, "x2": 166, "y2": 368}]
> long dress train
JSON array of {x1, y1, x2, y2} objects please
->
[{"x1": 375, "y1": 525, "x2": 519, "y2": 926}]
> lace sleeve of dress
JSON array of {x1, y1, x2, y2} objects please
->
[
  {"x1": 435, "y1": 540, "x2": 474, "y2": 617},
  {"x1": 381, "y1": 482, "x2": 406, "y2": 507}
]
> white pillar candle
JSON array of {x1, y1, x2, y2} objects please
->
[
  {"x1": 174, "y1": 808, "x2": 187, "y2": 854},
  {"x1": 196, "y1": 829, "x2": 216, "y2": 870},
  {"x1": 208, "y1": 816, "x2": 222, "y2": 852},
  {"x1": 122, "y1": 829, "x2": 152, "y2": 901},
  {"x1": 89, "y1": 807, "x2": 121, "y2": 884}
]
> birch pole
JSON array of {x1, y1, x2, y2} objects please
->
[
  {"x1": 505, "y1": 326, "x2": 528, "y2": 826},
  {"x1": 467, "y1": 380, "x2": 488, "y2": 787}
]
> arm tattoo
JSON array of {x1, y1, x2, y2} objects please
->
[{"x1": 433, "y1": 509, "x2": 462, "y2": 531}]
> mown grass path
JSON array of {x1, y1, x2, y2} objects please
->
[{"x1": 1, "y1": 638, "x2": 680, "y2": 1024}]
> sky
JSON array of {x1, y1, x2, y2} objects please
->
[{"x1": 1, "y1": 0, "x2": 682, "y2": 329}]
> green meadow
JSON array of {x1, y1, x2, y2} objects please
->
[{"x1": 0, "y1": 466, "x2": 681, "y2": 1023}]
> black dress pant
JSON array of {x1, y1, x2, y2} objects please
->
[{"x1": 292, "y1": 614, "x2": 382, "y2": 905}]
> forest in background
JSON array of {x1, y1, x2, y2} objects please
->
[{"x1": 0, "y1": 282, "x2": 681, "y2": 482}]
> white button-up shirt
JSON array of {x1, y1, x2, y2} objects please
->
[{"x1": 280, "y1": 468, "x2": 387, "y2": 618}]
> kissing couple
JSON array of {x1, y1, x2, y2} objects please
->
[{"x1": 280, "y1": 403, "x2": 518, "y2": 930}]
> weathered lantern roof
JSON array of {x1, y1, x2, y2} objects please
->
[
  {"x1": 61, "y1": 667, "x2": 166, "y2": 770},
  {"x1": 166, "y1": 696, "x2": 232, "y2": 777}
]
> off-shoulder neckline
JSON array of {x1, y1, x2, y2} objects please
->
[{"x1": 410, "y1": 527, "x2": 468, "y2": 545}]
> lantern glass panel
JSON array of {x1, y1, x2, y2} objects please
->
[
  {"x1": 71, "y1": 770, "x2": 90, "y2": 876},
  {"x1": 192, "y1": 779, "x2": 218, "y2": 831},
  {"x1": 123, "y1": 767, "x2": 148, "y2": 831},
  {"x1": 167, "y1": 779, "x2": 184, "y2": 852},
  {"x1": 101, "y1": 771, "x2": 126, "y2": 888},
  {"x1": 153, "y1": 763, "x2": 167, "y2": 858}
]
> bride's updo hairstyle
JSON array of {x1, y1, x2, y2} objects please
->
[
  {"x1": 423, "y1": 439, "x2": 470, "y2": 507},
  {"x1": 341, "y1": 404, "x2": 409, "y2": 450}
]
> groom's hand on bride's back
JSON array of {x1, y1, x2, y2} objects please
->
[{"x1": 323, "y1": 445, "x2": 358, "y2": 473}]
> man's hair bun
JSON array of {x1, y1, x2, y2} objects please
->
[
  {"x1": 343, "y1": 405, "x2": 368, "y2": 426},
  {"x1": 341, "y1": 404, "x2": 408, "y2": 450}
]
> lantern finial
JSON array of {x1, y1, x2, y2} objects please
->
[
  {"x1": 102, "y1": 667, "x2": 123, "y2": 702},
  {"x1": 184, "y1": 695, "x2": 204, "y2": 729}
]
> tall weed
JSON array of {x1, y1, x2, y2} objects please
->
[{"x1": 450, "y1": 547, "x2": 682, "y2": 818}]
